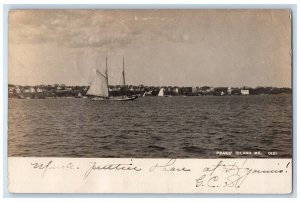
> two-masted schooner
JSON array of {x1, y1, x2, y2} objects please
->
[{"x1": 86, "y1": 57, "x2": 139, "y2": 101}]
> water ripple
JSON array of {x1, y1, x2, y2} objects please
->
[{"x1": 8, "y1": 94, "x2": 292, "y2": 158}]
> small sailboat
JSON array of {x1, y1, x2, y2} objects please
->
[
  {"x1": 157, "y1": 88, "x2": 173, "y2": 97},
  {"x1": 158, "y1": 88, "x2": 164, "y2": 96},
  {"x1": 86, "y1": 56, "x2": 138, "y2": 101}
]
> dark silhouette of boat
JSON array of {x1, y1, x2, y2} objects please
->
[{"x1": 86, "y1": 56, "x2": 139, "y2": 101}]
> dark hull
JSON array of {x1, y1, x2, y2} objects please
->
[{"x1": 90, "y1": 95, "x2": 139, "y2": 101}]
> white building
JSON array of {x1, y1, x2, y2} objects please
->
[
  {"x1": 30, "y1": 87, "x2": 36, "y2": 93},
  {"x1": 241, "y1": 89, "x2": 249, "y2": 95},
  {"x1": 206, "y1": 87, "x2": 215, "y2": 93},
  {"x1": 15, "y1": 88, "x2": 21, "y2": 94},
  {"x1": 227, "y1": 87, "x2": 232, "y2": 95},
  {"x1": 36, "y1": 88, "x2": 43, "y2": 93},
  {"x1": 24, "y1": 89, "x2": 30, "y2": 93},
  {"x1": 174, "y1": 88, "x2": 179, "y2": 94},
  {"x1": 192, "y1": 87, "x2": 197, "y2": 93}
]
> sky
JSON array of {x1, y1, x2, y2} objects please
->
[{"x1": 9, "y1": 9, "x2": 291, "y2": 87}]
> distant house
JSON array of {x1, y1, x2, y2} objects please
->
[
  {"x1": 205, "y1": 87, "x2": 214, "y2": 93},
  {"x1": 57, "y1": 86, "x2": 62, "y2": 91},
  {"x1": 66, "y1": 87, "x2": 72, "y2": 91},
  {"x1": 241, "y1": 89, "x2": 249, "y2": 95},
  {"x1": 24, "y1": 89, "x2": 30, "y2": 93},
  {"x1": 30, "y1": 87, "x2": 36, "y2": 93},
  {"x1": 9, "y1": 88, "x2": 14, "y2": 94},
  {"x1": 183, "y1": 87, "x2": 192, "y2": 94},
  {"x1": 36, "y1": 88, "x2": 43, "y2": 93},
  {"x1": 15, "y1": 87, "x2": 21, "y2": 94},
  {"x1": 192, "y1": 87, "x2": 197, "y2": 94},
  {"x1": 227, "y1": 87, "x2": 232, "y2": 95},
  {"x1": 173, "y1": 87, "x2": 179, "y2": 94}
]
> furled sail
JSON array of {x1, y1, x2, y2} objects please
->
[
  {"x1": 158, "y1": 88, "x2": 164, "y2": 96},
  {"x1": 86, "y1": 69, "x2": 109, "y2": 97}
]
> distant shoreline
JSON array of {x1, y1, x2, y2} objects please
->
[
  {"x1": 8, "y1": 84, "x2": 291, "y2": 99},
  {"x1": 8, "y1": 93, "x2": 292, "y2": 99}
]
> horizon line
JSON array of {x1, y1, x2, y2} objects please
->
[{"x1": 8, "y1": 83, "x2": 292, "y2": 89}]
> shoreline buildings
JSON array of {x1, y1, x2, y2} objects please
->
[{"x1": 8, "y1": 84, "x2": 292, "y2": 99}]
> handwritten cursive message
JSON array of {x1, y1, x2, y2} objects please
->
[
  {"x1": 195, "y1": 160, "x2": 291, "y2": 189},
  {"x1": 83, "y1": 160, "x2": 142, "y2": 179},
  {"x1": 149, "y1": 159, "x2": 191, "y2": 172},
  {"x1": 26, "y1": 158, "x2": 291, "y2": 193},
  {"x1": 30, "y1": 158, "x2": 192, "y2": 179},
  {"x1": 31, "y1": 160, "x2": 79, "y2": 177}
]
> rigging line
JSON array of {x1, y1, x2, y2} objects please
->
[{"x1": 95, "y1": 69, "x2": 107, "y2": 79}]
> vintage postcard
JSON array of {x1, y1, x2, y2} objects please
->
[{"x1": 8, "y1": 9, "x2": 292, "y2": 193}]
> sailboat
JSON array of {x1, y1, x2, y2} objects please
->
[
  {"x1": 157, "y1": 87, "x2": 172, "y2": 97},
  {"x1": 86, "y1": 56, "x2": 138, "y2": 101},
  {"x1": 158, "y1": 88, "x2": 164, "y2": 96}
]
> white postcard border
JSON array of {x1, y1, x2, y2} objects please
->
[{"x1": 8, "y1": 157, "x2": 292, "y2": 194}]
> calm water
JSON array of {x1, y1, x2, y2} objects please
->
[{"x1": 8, "y1": 95, "x2": 292, "y2": 158}]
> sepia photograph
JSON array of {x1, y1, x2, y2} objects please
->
[
  {"x1": 8, "y1": 9, "x2": 292, "y2": 159},
  {"x1": 7, "y1": 9, "x2": 293, "y2": 194}
]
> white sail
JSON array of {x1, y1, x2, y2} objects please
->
[
  {"x1": 86, "y1": 69, "x2": 109, "y2": 97},
  {"x1": 158, "y1": 88, "x2": 164, "y2": 96}
]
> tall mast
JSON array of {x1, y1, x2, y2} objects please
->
[
  {"x1": 105, "y1": 56, "x2": 109, "y2": 95},
  {"x1": 122, "y1": 56, "x2": 126, "y2": 86}
]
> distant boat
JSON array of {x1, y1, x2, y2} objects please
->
[
  {"x1": 86, "y1": 56, "x2": 138, "y2": 101},
  {"x1": 157, "y1": 88, "x2": 172, "y2": 97},
  {"x1": 158, "y1": 88, "x2": 164, "y2": 96}
]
